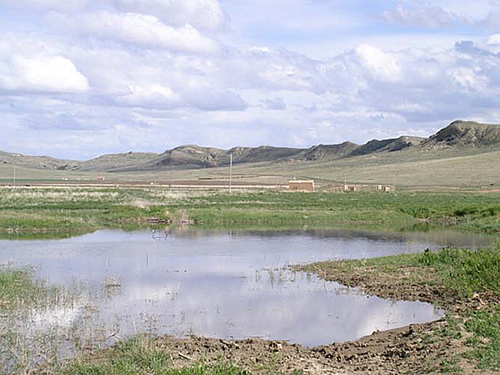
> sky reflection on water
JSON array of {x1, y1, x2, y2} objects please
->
[{"x1": 1, "y1": 228, "x2": 487, "y2": 346}]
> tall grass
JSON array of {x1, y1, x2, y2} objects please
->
[
  {"x1": 0, "y1": 267, "x2": 43, "y2": 310},
  {"x1": 0, "y1": 267, "x2": 104, "y2": 375},
  {"x1": 418, "y1": 246, "x2": 500, "y2": 296}
]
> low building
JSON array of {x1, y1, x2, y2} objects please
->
[
  {"x1": 344, "y1": 184, "x2": 359, "y2": 192},
  {"x1": 289, "y1": 180, "x2": 315, "y2": 192},
  {"x1": 377, "y1": 184, "x2": 395, "y2": 192}
]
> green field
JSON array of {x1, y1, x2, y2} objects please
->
[{"x1": 0, "y1": 187, "x2": 499, "y2": 237}]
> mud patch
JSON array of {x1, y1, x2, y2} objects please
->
[{"x1": 113, "y1": 320, "x2": 483, "y2": 375}]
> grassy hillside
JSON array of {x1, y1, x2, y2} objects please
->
[
  {"x1": 0, "y1": 121, "x2": 499, "y2": 188},
  {"x1": 171, "y1": 146, "x2": 500, "y2": 189},
  {"x1": 422, "y1": 120, "x2": 500, "y2": 148},
  {"x1": 242, "y1": 147, "x2": 500, "y2": 188}
]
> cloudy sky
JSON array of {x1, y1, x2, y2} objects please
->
[{"x1": 1, "y1": 0, "x2": 500, "y2": 159}]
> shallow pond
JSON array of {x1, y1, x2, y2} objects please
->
[{"x1": 0, "y1": 228, "x2": 490, "y2": 347}]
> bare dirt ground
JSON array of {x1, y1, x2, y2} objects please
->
[{"x1": 139, "y1": 320, "x2": 478, "y2": 375}]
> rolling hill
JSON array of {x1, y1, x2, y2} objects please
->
[{"x1": 0, "y1": 120, "x2": 499, "y2": 188}]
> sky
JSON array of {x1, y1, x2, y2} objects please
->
[{"x1": 1, "y1": 0, "x2": 500, "y2": 160}]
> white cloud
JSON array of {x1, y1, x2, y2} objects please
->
[
  {"x1": 219, "y1": 48, "x2": 326, "y2": 94},
  {"x1": 483, "y1": 12, "x2": 500, "y2": 31},
  {"x1": 488, "y1": 34, "x2": 500, "y2": 45},
  {"x1": 1, "y1": 1, "x2": 500, "y2": 158},
  {"x1": 110, "y1": 0, "x2": 228, "y2": 31},
  {"x1": 0, "y1": 0, "x2": 89, "y2": 12},
  {"x1": 0, "y1": 53, "x2": 89, "y2": 94},
  {"x1": 382, "y1": 2, "x2": 462, "y2": 28},
  {"x1": 354, "y1": 44, "x2": 402, "y2": 82},
  {"x1": 0, "y1": 0, "x2": 228, "y2": 31},
  {"x1": 261, "y1": 97, "x2": 287, "y2": 110},
  {"x1": 431, "y1": 0, "x2": 493, "y2": 20},
  {"x1": 49, "y1": 11, "x2": 220, "y2": 54},
  {"x1": 447, "y1": 67, "x2": 489, "y2": 94},
  {"x1": 116, "y1": 84, "x2": 181, "y2": 109},
  {"x1": 184, "y1": 85, "x2": 247, "y2": 111}
]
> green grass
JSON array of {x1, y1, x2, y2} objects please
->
[
  {"x1": 58, "y1": 336, "x2": 306, "y2": 375},
  {"x1": 418, "y1": 246, "x2": 500, "y2": 371},
  {"x1": 464, "y1": 306, "x2": 500, "y2": 371},
  {"x1": 303, "y1": 245, "x2": 500, "y2": 297},
  {"x1": 0, "y1": 187, "x2": 499, "y2": 236},
  {"x1": 439, "y1": 356, "x2": 462, "y2": 373},
  {"x1": 173, "y1": 191, "x2": 500, "y2": 232},
  {"x1": 0, "y1": 267, "x2": 45, "y2": 310},
  {"x1": 418, "y1": 247, "x2": 500, "y2": 297},
  {"x1": 58, "y1": 337, "x2": 249, "y2": 375}
]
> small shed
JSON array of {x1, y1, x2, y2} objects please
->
[
  {"x1": 377, "y1": 184, "x2": 395, "y2": 192},
  {"x1": 289, "y1": 180, "x2": 315, "y2": 192},
  {"x1": 344, "y1": 184, "x2": 359, "y2": 192}
]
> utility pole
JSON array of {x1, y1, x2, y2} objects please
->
[
  {"x1": 13, "y1": 166, "x2": 16, "y2": 188},
  {"x1": 229, "y1": 153, "x2": 233, "y2": 194}
]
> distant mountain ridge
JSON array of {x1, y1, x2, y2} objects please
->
[
  {"x1": 422, "y1": 120, "x2": 500, "y2": 148},
  {"x1": 1, "y1": 120, "x2": 499, "y2": 172}
]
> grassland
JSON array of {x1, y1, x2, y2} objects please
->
[
  {"x1": 1, "y1": 138, "x2": 500, "y2": 189},
  {"x1": 1, "y1": 187, "x2": 499, "y2": 238}
]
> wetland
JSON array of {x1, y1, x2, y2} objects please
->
[{"x1": 0, "y1": 187, "x2": 498, "y2": 374}]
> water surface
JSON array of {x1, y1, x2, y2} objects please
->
[{"x1": 0, "y1": 228, "x2": 488, "y2": 346}]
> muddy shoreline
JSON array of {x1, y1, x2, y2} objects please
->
[
  {"x1": 131, "y1": 320, "x2": 451, "y2": 375},
  {"x1": 112, "y1": 260, "x2": 496, "y2": 375}
]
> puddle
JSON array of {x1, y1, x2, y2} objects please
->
[{"x1": 0, "y1": 228, "x2": 490, "y2": 348}]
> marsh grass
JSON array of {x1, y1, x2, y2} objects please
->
[
  {"x1": 0, "y1": 267, "x2": 118, "y2": 375},
  {"x1": 173, "y1": 191, "x2": 500, "y2": 233},
  {"x1": 0, "y1": 267, "x2": 47, "y2": 311},
  {"x1": 0, "y1": 188, "x2": 499, "y2": 236},
  {"x1": 419, "y1": 246, "x2": 499, "y2": 370},
  {"x1": 0, "y1": 187, "x2": 499, "y2": 373}
]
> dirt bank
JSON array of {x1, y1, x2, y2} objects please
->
[{"x1": 127, "y1": 317, "x2": 480, "y2": 375}]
